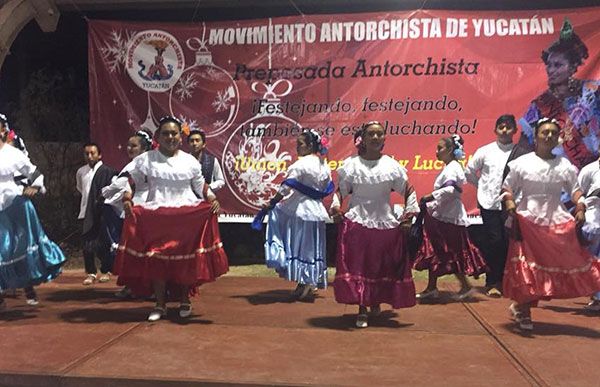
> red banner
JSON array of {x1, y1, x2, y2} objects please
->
[{"x1": 88, "y1": 8, "x2": 600, "y2": 220}]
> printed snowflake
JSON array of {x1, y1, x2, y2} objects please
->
[
  {"x1": 100, "y1": 29, "x2": 136, "y2": 73},
  {"x1": 201, "y1": 66, "x2": 225, "y2": 81},
  {"x1": 174, "y1": 73, "x2": 199, "y2": 101},
  {"x1": 212, "y1": 87, "x2": 233, "y2": 113},
  {"x1": 213, "y1": 119, "x2": 225, "y2": 129}
]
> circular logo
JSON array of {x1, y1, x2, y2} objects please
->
[{"x1": 126, "y1": 30, "x2": 185, "y2": 93}]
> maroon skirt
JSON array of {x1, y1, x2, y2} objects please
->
[
  {"x1": 113, "y1": 202, "x2": 229, "y2": 298},
  {"x1": 333, "y1": 218, "x2": 416, "y2": 309},
  {"x1": 413, "y1": 211, "x2": 487, "y2": 277}
]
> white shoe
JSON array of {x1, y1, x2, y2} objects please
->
[
  {"x1": 26, "y1": 298, "x2": 39, "y2": 306},
  {"x1": 452, "y1": 288, "x2": 476, "y2": 301},
  {"x1": 509, "y1": 303, "x2": 522, "y2": 322},
  {"x1": 147, "y1": 307, "x2": 167, "y2": 322},
  {"x1": 509, "y1": 303, "x2": 533, "y2": 331},
  {"x1": 179, "y1": 303, "x2": 192, "y2": 318},
  {"x1": 83, "y1": 274, "x2": 96, "y2": 285},
  {"x1": 355, "y1": 313, "x2": 368, "y2": 328},
  {"x1": 416, "y1": 289, "x2": 440, "y2": 300},
  {"x1": 98, "y1": 272, "x2": 111, "y2": 283},
  {"x1": 584, "y1": 299, "x2": 600, "y2": 312}
]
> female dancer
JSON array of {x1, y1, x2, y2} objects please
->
[
  {"x1": 413, "y1": 135, "x2": 487, "y2": 301},
  {"x1": 502, "y1": 118, "x2": 600, "y2": 330},
  {"x1": 331, "y1": 121, "x2": 417, "y2": 328},
  {"x1": 577, "y1": 157, "x2": 600, "y2": 311},
  {"x1": 113, "y1": 116, "x2": 227, "y2": 321},
  {"x1": 0, "y1": 128, "x2": 66, "y2": 309},
  {"x1": 261, "y1": 129, "x2": 332, "y2": 299},
  {"x1": 102, "y1": 130, "x2": 152, "y2": 298}
]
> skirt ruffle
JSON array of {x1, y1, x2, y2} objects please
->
[
  {"x1": 113, "y1": 202, "x2": 228, "y2": 298},
  {"x1": 413, "y1": 211, "x2": 487, "y2": 277},
  {"x1": 333, "y1": 218, "x2": 415, "y2": 309},
  {"x1": 0, "y1": 196, "x2": 67, "y2": 290},
  {"x1": 503, "y1": 215, "x2": 600, "y2": 304},
  {"x1": 265, "y1": 207, "x2": 327, "y2": 288}
]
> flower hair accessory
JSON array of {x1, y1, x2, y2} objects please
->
[
  {"x1": 319, "y1": 136, "x2": 330, "y2": 155},
  {"x1": 354, "y1": 135, "x2": 363, "y2": 148},
  {"x1": 136, "y1": 130, "x2": 152, "y2": 143},
  {"x1": 181, "y1": 122, "x2": 191, "y2": 136},
  {"x1": 451, "y1": 134, "x2": 465, "y2": 160},
  {"x1": 135, "y1": 130, "x2": 153, "y2": 149},
  {"x1": 158, "y1": 115, "x2": 183, "y2": 131},
  {"x1": 536, "y1": 117, "x2": 559, "y2": 127}
]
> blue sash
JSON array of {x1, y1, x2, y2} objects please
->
[{"x1": 251, "y1": 178, "x2": 335, "y2": 231}]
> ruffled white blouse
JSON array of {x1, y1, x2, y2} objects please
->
[
  {"x1": 128, "y1": 149, "x2": 207, "y2": 209},
  {"x1": 0, "y1": 144, "x2": 45, "y2": 211},
  {"x1": 276, "y1": 154, "x2": 332, "y2": 222},
  {"x1": 578, "y1": 160, "x2": 600, "y2": 235},
  {"x1": 337, "y1": 155, "x2": 412, "y2": 230},
  {"x1": 504, "y1": 153, "x2": 579, "y2": 226},
  {"x1": 427, "y1": 160, "x2": 468, "y2": 226},
  {"x1": 102, "y1": 159, "x2": 150, "y2": 218}
]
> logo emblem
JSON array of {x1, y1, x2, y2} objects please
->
[{"x1": 126, "y1": 30, "x2": 184, "y2": 92}]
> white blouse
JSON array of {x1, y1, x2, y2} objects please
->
[
  {"x1": 578, "y1": 160, "x2": 600, "y2": 235},
  {"x1": 427, "y1": 160, "x2": 468, "y2": 226},
  {"x1": 0, "y1": 144, "x2": 45, "y2": 211},
  {"x1": 337, "y1": 155, "x2": 413, "y2": 230},
  {"x1": 465, "y1": 141, "x2": 515, "y2": 210},
  {"x1": 128, "y1": 149, "x2": 208, "y2": 208},
  {"x1": 102, "y1": 159, "x2": 150, "y2": 218},
  {"x1": 276, "y1": 154, "x2": 332, "y2": 222},
  {"x1": 504, "y1": 153, "x2": 579, "y2": 226}
]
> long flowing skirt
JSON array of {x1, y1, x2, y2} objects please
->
[
  {"x1": 265, "y1": 207, "x2": 327, "y2": 288},
  {"x1": 503, "y1": 214, "x2": 600, "y2": 304},
  {"x1": 113, "y1": 202, "x2": 229, "y2": 298},
  {"x1": 333, "y1": 218, "x2": 416, "y2": 308},
  {"x1": 0, "y1": 196, "x2": 66, "y2": 290},
  {"x1": 582, "y1": 221, "x2": 600, "y2": 299},
  {"x1": 413, "y1": 211, "x2": 487, "y2": 277}
]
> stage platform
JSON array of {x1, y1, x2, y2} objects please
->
[{"x1": 0, "y1": 273, "x2": 598, "y2": 386}]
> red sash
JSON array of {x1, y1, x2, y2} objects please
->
[{"x1": 534, "y1": 91, "x2": 595, "y2": 169}]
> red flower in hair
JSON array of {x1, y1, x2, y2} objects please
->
[{"x1": 320, "y1": 136, "x2": 330, "y2": 148}]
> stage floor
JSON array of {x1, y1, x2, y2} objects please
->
[{"x1": 0, "y1": 273, "x2": 598, "y2": 386}]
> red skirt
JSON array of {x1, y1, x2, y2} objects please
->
[
  {"x1": 503, "y1": 214, "x2": 600, "y2": 304},
  {"x1": 113, "y1": 202, "x2": 228, "y2": 298},
  {"x1": 333, "y1": 218, "x2": 416, "y2": 309},
  {"x1": 413, "y1": 211, "x2": 487, "y2": 277}
]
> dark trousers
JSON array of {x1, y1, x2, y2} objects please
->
[
  {"x1": 479, "y1": 207, "x2": 509, "y2": 287},
  {"x1": 82, "y1": 205, "x2": 122, "y2": 275},
  {"x1": 83, "y1": 231, "x2": 113, "y2": 275}
]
